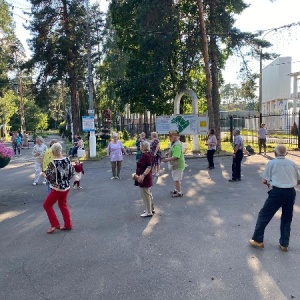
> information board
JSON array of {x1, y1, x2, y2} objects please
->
[
  {"x1": 82, "y1": 116, "x2": 95, "y2": 132},
  {"x1": 156, "y1": 115, "x2": 209, "y2": 134}
]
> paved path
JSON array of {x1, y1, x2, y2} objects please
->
[{"x1": 1, "y1": 137, "x2": 300, "y2": 299}]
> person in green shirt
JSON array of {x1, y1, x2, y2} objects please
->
[{"x1": 163, "y1": 130, "x2": 185, "y2": 197}]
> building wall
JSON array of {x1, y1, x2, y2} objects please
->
[{"x1": 262, "y1": 56, "x2": 291, "y2": 103}]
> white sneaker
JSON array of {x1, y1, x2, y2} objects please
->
[
  {"x1": 32, "y1": 182, "x2": 37, "y2": 186},
  {"x1": 115, "y1": 176, "x2": 120, "y2": 179},
  {"x1": 140, "y1": 212, "x2": 153, "y2": 217},
  {"x1": 111, "y1": 177, "x2": 115, "y2": 180},
  {"x1": 79, "y1": 186, "x2": 83, "y2": 189}
]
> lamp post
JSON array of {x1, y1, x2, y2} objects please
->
[{"x1": 86, "y1": 0, "x2": 96, "y2": 157}]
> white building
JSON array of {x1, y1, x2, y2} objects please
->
[{"x1": 261, "y1": 57, "x2": 300, "y2": 130}]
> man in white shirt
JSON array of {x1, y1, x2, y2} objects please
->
[{"x1": 249, "y1": 145, "x2": 300, "y2": 252}]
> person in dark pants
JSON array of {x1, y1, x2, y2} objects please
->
[
  {"x1": 249, "y1": 145, "x2": 300, "y2": 252},
  {"x1": 206, "y1": 128, "x2": 217, "y2": 169},
  {"x1": 229, "y1": 129, "x2": 243, "y2": 182},
  {"x1": 258, "y1": 123, "x2": 268, "y2": 154}
]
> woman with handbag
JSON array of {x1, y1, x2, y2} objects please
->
[{"x1": 150, "y1": 131, "x2": 161, "y2": 176}]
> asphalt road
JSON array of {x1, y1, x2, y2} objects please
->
[{"x1": 1, "y1": 137, "x2": 300, "y2": 300}]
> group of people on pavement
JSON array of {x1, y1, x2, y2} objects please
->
[
  {"x1": 106, "y1": 130, "x2": 186, "y2": 217},
  {"x1": 24, "y1": 124, "x2": 300, "y2": 252}
]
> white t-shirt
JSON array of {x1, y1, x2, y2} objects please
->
[{"x1": 32, "y1": 143, "x2": 48, "y2": 163}]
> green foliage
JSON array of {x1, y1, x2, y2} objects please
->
[
  {"x1": 58, "y1": 122, "x2": 67, "y2": 135},
  {"x1": 291, "y1": 122, "x2": 298, "y2": 136},
  {"x1": 108, "y1": 0, "x2": 206, "y2": 115},
  {"x1": 0, "y1": 91, "x2": 18, "y2": 125},
  {"x1": 0, "y1": 0, "x2": 20, "y2": 96},
  {"x1": 25, "y1": 0, "x2": 104, "y2": 134},
  {"x1": 122, "y1": 128, "x2": 130, "y2": 141}
]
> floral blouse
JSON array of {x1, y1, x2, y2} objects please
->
[{"x1": 45, "y1": 157, "x2": 74, "y2": 191}]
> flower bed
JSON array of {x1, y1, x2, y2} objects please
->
[{"x1": 0, "y1": 143, "x2": 13, "y2": 169}]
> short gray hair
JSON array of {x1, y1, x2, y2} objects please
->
[
  {"x1": 141, "y1": 141, "x2": 150, "y2": 151},
  {"x1": 111, "y1": 132, "x2": 119, "y2": 138},
  {"x1": 36, "y1": 136, "x2": 44, "y2": 143},
  {"x1": 234, "y1": 129, "x2": 240, "y2": 135},
  {"x1": 51, "y1": 142, "x2": 62, "y2": 156},
  {"x1": 151, "y1": 131, "x2": 158, "y2": 138},
  {"x1": 274, "y1": 144, "x2": 287, "y2": 156}
]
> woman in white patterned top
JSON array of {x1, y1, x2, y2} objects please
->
[{"x1": 42, "y1": 143, "x2": 74, "y2": 233}]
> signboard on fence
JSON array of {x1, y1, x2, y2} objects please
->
[
  {"x1": 82, "y1": 116, "x2": 95, "y2": 132},
  {"x1": 156, "y1": 115, "x2": 209, "y2": 135}
]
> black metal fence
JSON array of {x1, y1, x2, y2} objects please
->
[
  {"x1": 118, "y1": 123, "x2": 156, "y2": 138},
  {"x1": 114, "y1": 111, "x2": 300, "y2": 148},
  {"x1": 220, "y1": 112, "x2": 300, "y2": 147}
]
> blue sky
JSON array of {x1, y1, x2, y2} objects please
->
[{"x1": 7, "y1": 0, "x2": 300, "y2": 84}]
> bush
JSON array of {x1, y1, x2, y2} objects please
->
[
  {"x1": 122, "y1": 128, "x2": 130, "y2": 141},
  {"x1": 58, "y1": 122, "x2": 66, "y2": 136},
  {"x1": 291, "y1": 122, "x2": 298, "y2": 136}
]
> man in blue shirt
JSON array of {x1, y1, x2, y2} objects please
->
[{"x1": 249, "y1": 145, "x2": 300, "y2": 252}]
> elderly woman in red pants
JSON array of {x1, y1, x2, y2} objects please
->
[{"x1": 42, "y1": 142, "x2": 74, "y2": 233}]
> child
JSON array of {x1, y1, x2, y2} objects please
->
[{"x1": 73, "y1": 158, "x2": 84, "y2": 189}]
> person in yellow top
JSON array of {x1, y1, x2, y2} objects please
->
[{"x1": 42, "y1": 140, "x2": 57, "y2": 192}]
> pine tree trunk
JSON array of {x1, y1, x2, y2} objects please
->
[
  {"x1": 196, "y1": 0, "x2": 215, "y2": 129},
  {"x1": 208, "y1": 0, "x2": 221, "y2": 150}
]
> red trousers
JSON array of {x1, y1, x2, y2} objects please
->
[{"x1": 43, "y1": 189, "x2": 72, "y2": 228}]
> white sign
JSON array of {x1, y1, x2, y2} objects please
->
[
  {"x1": 156, "y1": 115, "x2": 209, "y2": 134},
  {"x1": 82, "y1": 116, "x2": 95, "y2": 132}
]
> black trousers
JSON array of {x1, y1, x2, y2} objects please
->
[
  {"x1": 207, "y1": 149, "x2": 215, "y2": 168},
  {"x1": 259, "y1": 138, "x2": 266, "y2": 153},
  {"x1": 232, "y1": 149, "x2": 243, "y2": 180},
  {"x1": 252, "y1": 187, "x2": 295, "y2": 247}
]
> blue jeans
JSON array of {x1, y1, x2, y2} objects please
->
[
  {"x1": 252, "y1": 187, "x2": 296, "y2": 247},
  {"x1": 69, "y1": 147, "x2": 78, "y2": 156}
]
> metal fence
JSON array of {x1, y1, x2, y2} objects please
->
[
  {"x1": 220, "y1": 112, "x2": 300, "y2": 147},
  {"x1": 115, "y1": 111, "x2": 300, "y2": 148},
  {"x1": 118, "y1": 122, "x2": 156, "y2": 138}
]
